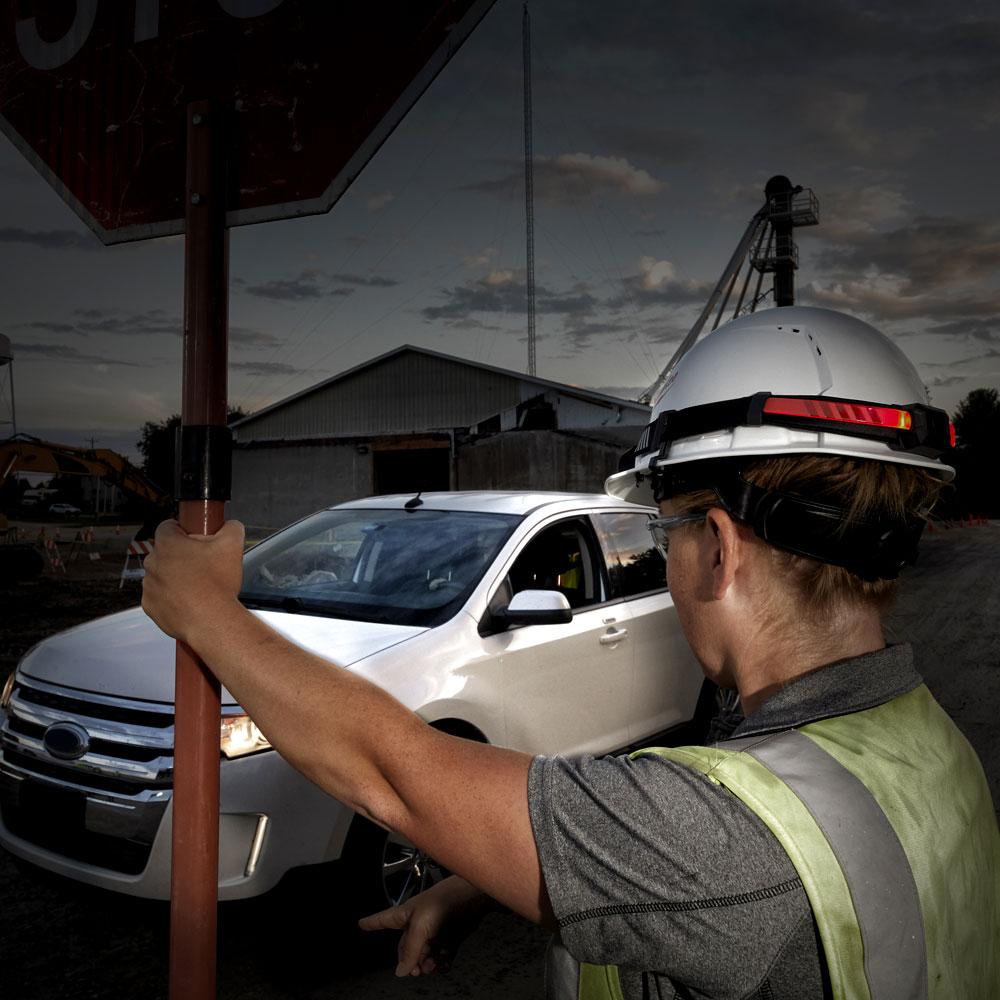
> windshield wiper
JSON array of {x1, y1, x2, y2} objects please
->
[{"x1": 239, "y1": 594, "x2": 326, "y2": 614}]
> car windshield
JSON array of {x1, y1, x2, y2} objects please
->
[{"x1": 240, "y1": 507, "x2": 522, "y2": 627}]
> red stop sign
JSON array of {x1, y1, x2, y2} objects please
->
[{"x1": 0, "y1": 0, "x2": 494, "y2": 244}]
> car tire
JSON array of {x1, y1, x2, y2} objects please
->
[{"x1": 341, "y1": 815, "x2": 451, "y2": 916}]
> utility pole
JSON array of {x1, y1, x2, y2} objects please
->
[{"x1": 522, "y1": 1, "x2": 536, "y2": 376}]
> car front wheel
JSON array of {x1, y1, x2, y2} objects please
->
[{"x1": 341, "y1": 815, "x2": 450, "y2": 914}]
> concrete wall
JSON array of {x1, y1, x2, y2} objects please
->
[
  {"x1": 457, "y1": 430, "x2": 623, "y2": 494},
  {"x1": 229, "y1": 442, "x2": 372, "y2": 535}
]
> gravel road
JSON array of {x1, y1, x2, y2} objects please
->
[{"x1": 1, "y1": 523, "x2": 997, "y2": 1000}]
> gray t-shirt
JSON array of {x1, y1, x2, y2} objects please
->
[{"x1": 527, "y1": 644, "x2": 922, "y2": 1000}]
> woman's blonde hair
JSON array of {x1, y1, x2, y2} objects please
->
[{"x1": 671, "y1": 455, "x2": 942, "y2": 612}]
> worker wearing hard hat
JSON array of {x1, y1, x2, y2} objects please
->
[{"x1": 142, "y1": 306, "x2": 1000, "y2": 998}]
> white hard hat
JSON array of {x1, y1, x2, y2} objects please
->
[{"x1": 606, "y1": 306, "x2": 955, "y2": 506}]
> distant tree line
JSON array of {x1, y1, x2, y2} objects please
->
[{"x1": 938, "y1": 387, "x2": 1000, "y2": 520}]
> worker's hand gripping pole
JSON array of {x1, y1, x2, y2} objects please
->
[{"x1": 169, "y1": 99, "x2": 231, "y2": 1000}]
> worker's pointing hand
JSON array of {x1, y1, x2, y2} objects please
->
[
  {"x1": 141, "y1": 519, "x2": 246, "y2": 646},
  {"x1": 359, "y1": 875, "x2": 492, "y2": 977}
]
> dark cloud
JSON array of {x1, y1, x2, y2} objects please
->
[
  {"x1": 813, "y1": 216, "x2": 1000, "y2": 294},
  {"x1": 229, "y1": 325, "x2": 282, "y2": 347},
  {"x1": 928, "y1": 374, "x2": 972, "y2": 388},
  {"x1": 14, "y1": 308, "x2": 178, "y2": 338},
  {"x1": 230, "y1": 360, "x2": 317, "y2": 377},
  {"x1": 242, "y1": 269, "x2": 394, "y2": 299},
  {"x1": 244, "y1": 276, "x2": 352, "y2": 301},
  {"x1": 441, "y1": 317, "x2": 505, "y2": 332},
  {"x1": 811, "y1": 184, "x2": 911, "y2": 243},
  {"x1": 558, "y1": 318, "x2": 636, "y2": 354},
  {"x1": 19, "y1": 320, "x2": 78, "y2": 334},
  {"x1": 0, "y1": 227, "x2": 98, "y2": 251},
  {"x1": 633, "y1": 228, "x2": 668, "y2": 238},
  {"x1": 605, "y1": 259, "x2": 711, "y2": 310},
  {"x1": 798, "y1": 282, "x2": 999, "y2": 325},
  {"x1": 75, "y1": 307, "x2": 121, "y2": 319},
  {"x1": 331, "y1": 273, "x2": 399, "y2": 287},
  {"x1": 18, "y1": 309, "x2": 278, "y2": 346},
  {"x1": 924, "y1": 318, "x2": 999, "y2": 342},
  {"x1": 463, "y1": 153, "x2": 663, "y2": 204},
  {"x1": 72, "y1": 310, "x2": 179, "y2": 337},
  {"x1": 421, "y1": 273, "x2": 597, "y2": 321},
  {"x1": 13, "y1": 342, "x2": 139, "y2": 366}
]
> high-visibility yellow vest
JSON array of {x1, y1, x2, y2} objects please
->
[{"x1": 578, "y1": 684, "x2": 1000, "y2": 1000}]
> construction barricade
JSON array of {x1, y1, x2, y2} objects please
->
[{"x1": 120, "y1": 539, "x2": 154, "y2": 589}]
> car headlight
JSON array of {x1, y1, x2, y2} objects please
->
[{"x1": 220, "y1": 714, "x2": 272, "y2": 758}]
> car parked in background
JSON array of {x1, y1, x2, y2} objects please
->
[
  {"x1": 47, "y1": 503, "x2": 82, "y2": 515},
  {"x1": 0, "y1": 492, "x2": 707, "y2": 909}
]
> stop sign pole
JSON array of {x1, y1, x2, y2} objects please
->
[{"x1": 171, "y1": 98, "x2": 230, "y2": 1000}]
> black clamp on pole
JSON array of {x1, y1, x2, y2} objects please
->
[{"x1": 174, "y1": 425, "x2": 232, "y2": 502}]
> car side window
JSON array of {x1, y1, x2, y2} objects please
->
[
  {"x1": 593, "y1": 512, "x2": 667, "y2": 598},
  {"x1": 505, "y1": 518, "x2": 604, "y2": 610}
]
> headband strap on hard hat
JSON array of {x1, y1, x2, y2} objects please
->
[
  {"x1": 712, "y1": 476, "x2": 924, "y2": 581},
  {"x1": 647, "y1": 461, "x2": 924, "y2": 580}
]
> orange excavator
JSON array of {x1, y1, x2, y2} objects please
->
[
  {"x1": 1, "y1": 434, "x2": 167, "y2": 506},
  {"x1": 0, "y1": 434, "x2": 170, "y2": 580}
]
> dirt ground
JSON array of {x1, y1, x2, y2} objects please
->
[{"x1": 1, "y1": 521, "x2": 998, "y2": 999}]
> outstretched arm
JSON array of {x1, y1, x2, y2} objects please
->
[{"x1": 141, "y1": 519, "x2": 553, "y2": 926}]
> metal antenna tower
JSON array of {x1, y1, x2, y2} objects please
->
[
  {"x1": 0, "y1": 334, "x2": 15, "y2": 437},
  {"x1": 640, "y1": 175, "x2": 818, "y2": 404},
  {"x1": 522, "y1": 1, "x2": 536, "y2": 376}
]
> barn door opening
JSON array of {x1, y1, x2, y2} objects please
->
[{"x1": 373, "y1": 447, "x2": 450, "y2": 496}]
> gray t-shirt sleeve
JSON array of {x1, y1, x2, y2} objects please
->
[{"x1": 528, "y1": 752, "x2": 824, "y2": 999}]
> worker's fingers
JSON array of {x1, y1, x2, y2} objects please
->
[
  {"x1": 141, "y1": 517, "x2": 247, "y2": 643},
  {"x1": 218, "y1": 519, "x2": 245, "y2": 547},
  {"x1": 153, "y1": 518, "x2": 185, "y2": 542},
  {"x1": 397, "y1": 927, "x2": 433, "y2": 977},
  {"x1": 186, "y1": 519, "x2": 245, "y2": 545},
  {"x1": 358, "y1": 904, "x2": 411, "y2": 932}
]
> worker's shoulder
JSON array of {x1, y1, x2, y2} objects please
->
[
  {"x1": 530, "y1": 752, "x2": 818, "y2": 996},
  {"x1": 529, "y1": 751, "x2": 799, "y2": 894}
]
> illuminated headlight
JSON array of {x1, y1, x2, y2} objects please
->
[
  {"x1": 220, "y1": 714, "x2": 271, "y2": 759},
  {"x1": 0, "y1": 672, "x2": 14, "y2": 710}
]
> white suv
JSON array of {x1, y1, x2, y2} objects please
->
[{"x1": 0, "y1": 492, "x2": 705, "y2": 907}]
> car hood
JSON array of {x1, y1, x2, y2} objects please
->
[{"x1": 18, "y1": 606, "x2": 427, "y2": 706}]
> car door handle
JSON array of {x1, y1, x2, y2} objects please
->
[{"x1": 599, "y1": 628, "x2": 629, "y2": 645}]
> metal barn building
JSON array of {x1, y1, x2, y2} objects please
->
[{"x1": 229, "y1": 346, "x2": 650, "y2": 532}]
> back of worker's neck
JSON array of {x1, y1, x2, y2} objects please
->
[{"x1": 733, "y1": 613, "x2": 886, "y2": 718}]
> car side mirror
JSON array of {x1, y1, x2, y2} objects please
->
[{"x1": 494, "y1": 589, "x2": 573, "y2": 628}]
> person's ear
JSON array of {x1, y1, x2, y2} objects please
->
[{"x1": 705, "y1": 508, "x2": 741, "y2": 601}]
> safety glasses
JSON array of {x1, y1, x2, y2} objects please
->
[{"x1": 646, "y1": 511, "x2": 707, "y2": 557}]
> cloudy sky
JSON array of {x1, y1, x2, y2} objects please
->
[{"x1": 2, "y1": 0, "x2": 998, "y2": 460}]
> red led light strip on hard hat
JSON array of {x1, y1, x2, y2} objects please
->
[
  {"x1": 762, "y1": 396, "x2": 913, "y2": 431},
  {"x1": 633, "y1": 392, "x2": 954, "y2": 460}
]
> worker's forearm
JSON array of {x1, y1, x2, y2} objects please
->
[
  {"x1": 176, "y1": 589, "x2": 548, "y2": 924},
  {"x1": 186, "y1": 599, "x2": 436, "y2": 828}
]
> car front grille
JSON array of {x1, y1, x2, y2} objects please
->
[{"x1": 0, "y1": 676, "x2": 177, "y2": 875}]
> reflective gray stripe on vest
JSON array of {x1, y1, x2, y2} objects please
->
[
  {"x1": 545, "y1": 935, "x2": 581, "y2": 1000},
  {"x1": 720, "y1": 730, "x2": 928, "y2": 1000}
]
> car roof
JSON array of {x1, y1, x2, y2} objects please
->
[{"x1": 331, "y1": 491, "x2": 653, "y2": 516}]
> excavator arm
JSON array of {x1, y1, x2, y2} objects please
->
[{"x1": 0, "y1": 435, "x2": 168, "y2": 506}]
